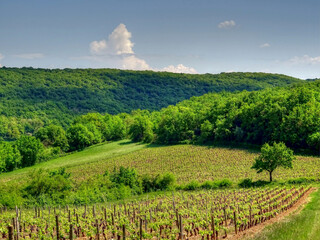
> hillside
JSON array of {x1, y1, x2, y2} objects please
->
[
  {"x1": 1, "y1": 140, "x2": 319, "y2": 186},
  {"x1": 0, "y1": 68, "x2": 302, "y2": 126}
]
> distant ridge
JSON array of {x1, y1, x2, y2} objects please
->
[{"x1": 0, "y1": 67, "x2": 302, "y2": 126}]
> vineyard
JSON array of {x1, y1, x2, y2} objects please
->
[
  {"x1": 69, "y1": 144, "x2": 320, "y2": 184},
  {"x1": 2, "y1": 141, "x2": 320, "y2": 189},
  {"x1": 0, "y1": 186, "x2": 312, "y2": 240}
]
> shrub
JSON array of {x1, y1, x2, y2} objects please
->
[
  {"x1": 201, "y1": 181, "x2": 213, "y2": 189},
  {"x1": 109, "y1": 167, "x2": 143, "y2": 194},
  {"x1": 238, "y1": 178, "x2": 253, "y2": 188},
  {"x1": 184, "y1": 180, "x2": 200, "y2": 190},
  {"x1": 24, "y1": 168, "x2": 72, "y2": 201},
  {"x1": 154, "y1": 173, "x2": 175, "y2": 190},
  {"x1": 217, "y1": 179, "x2": 233, "y2": 188},
  {"x1": 238, "y1": 178, "x2": 270, "y2": 188},
  {"x1": 0, "y1": 185, "x2": 24, "y2": 208},
  {"x1": 141, "y1": 174, "x2": 155, "y2": 192}
]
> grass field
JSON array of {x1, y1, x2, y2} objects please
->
[
  {"x1": 0, "y1": 140, "x2": 148, "y2": 183},
  {"x1": 1, "y1": 140, "x2": 320, "y2": 186}
]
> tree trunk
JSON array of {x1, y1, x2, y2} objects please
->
[{"x1": 269, "y1": 171, "x2": 273, "y2": 182}]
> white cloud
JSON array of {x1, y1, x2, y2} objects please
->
[
  {"x1": 218, "y1": 20, "x2": 236, "y2": 29},
  {"x1": 289, "y1": 55, "x2": 320, "y2": 65},
  {"x1": 90, "y1": 23, "x2": 134, "y2": 55},
  {"x1": 161, "y1": 64, "x2": 197, "y2": 74},
  {"x1": 260, "y1": 43, "x2": 270, "y2": 48},
  {"x1": 122, "y1": 55, "x2": 151, "y2": 70},
  {"x1": 88, "y1": 23, "x2": 197, "y2": 74},
  {"x1": 89, "y1": 40, "x2": 107, "y2": 54},
  {"x1": 13, "y1": 53, "x2": 44, "y2": 59}
]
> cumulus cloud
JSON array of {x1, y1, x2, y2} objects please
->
[
  {"x1": 90, "y1": 40, "x2": 107, "y2": 55},
  {"x1": 161, "y1": 64, "x2": 197, "y2": 74},
  {"x1": 13, "y1": 53, "x2": 44, "y2": 59},
  {"x1": 122, "y1": 55, "x2": 151, "y2": 70},
  {"x1": 90, "y1": 23, "x2": 134, "y2": 55},
  {"x1": 260, "y1": 43, "x2": 270, "y2": 48},
  {"x1": 89, "y1": 23, "x2": 197, "y2": 73},
  {"x1": 289, "y1": 55, "x2": 320, "y2": 65},
  {"x1": 218, "y1": 20, "x2": 236, "y2": 29}
]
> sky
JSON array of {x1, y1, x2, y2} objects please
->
[{"x1": 0, "y1": 0, "x2": 319, "y2": 79}]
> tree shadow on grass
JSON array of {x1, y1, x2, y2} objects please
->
[
  {"x1": 193, "y1": 140, "x2": 261, "y2": 154},
  {"x1": 118, "y1": 140, "x2": 135, "y2": 145},
  {"x1": 118, "y1": 139, "x2": 166, "y2": 149}
]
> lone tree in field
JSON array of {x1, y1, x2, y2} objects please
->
[{"x1": 252, "y1": 142, "x2": 295, "y2": 182}]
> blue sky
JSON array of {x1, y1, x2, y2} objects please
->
[{"x1": 0, "y1": 0, "x2": 319, "y2": 79}]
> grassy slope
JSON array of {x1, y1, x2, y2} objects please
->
[
  {"x1": 251, "y1": 188, "x2": 320, "y2": 240},
  {"x1": 1, "y1": 140, "x2": 320, "y2": 185},
  {"x1": 0, "y1": 140, "x2": 148, "y2": 183}
]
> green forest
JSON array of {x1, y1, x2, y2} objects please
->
[
  {"x1": 1, "y1": 68, "x2": 320, "y2": 175},
  {"x1": 0, "y1": 67, "x2": 301, "y2": 130}
]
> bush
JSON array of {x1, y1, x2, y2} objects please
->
[
  {"x1": 217, "y1": 179, "x2": 233, "y2": 188},
  {"x1": 109, "y1": 167, "x2": 143, "y2": 194},
  {"x1": 141, "y1": 174, "x2": 155, "y2": 192},
  {"x1": 184, "y1": 180, "x2": 200, "y2": 190},
  {"x1": 154, "y1": 173, "x2": 175, "y2": 190},
  {"x1": 141, "y1": 173, "x2": 175, "y2": 192},
  {"x1": 199, "y1": 179, "x2": 232, "y2": 189},
  {"x1": 238, "y1": 178, "x2": 270, "y2": 188},
  {"x1": 24, "y1": 168, "x2": 72, "y2": 201},
  {"x1": 238, "y1": 178, "x2": 253, "y2": 188},
  {"x1": 0, "y1": 185, "x2": 24, "y2": 208},
  {"x1": 201, "y1": 180, "x2": 216, "y2": 189}
]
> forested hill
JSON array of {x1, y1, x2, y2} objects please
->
[{"x1": 0, "y1": 67, "x2": 302, "y2": 125}]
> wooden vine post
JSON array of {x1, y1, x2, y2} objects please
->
[
  {"x1": 56, "y1": 215, "x2": 60, "y2": 240},
  {"x1": 249, "y1": 205, "x2": 252, "y2": 228},
  {"x1": 69, "y1": 224, "x2": 73, "y2": 240},
  {"x1": 15, "y1": 206, "x2": 20, "y2": 239},
  {"x1": 122, "y1": 224, "x2": 126, "y2": 240},
  {"x1": 96, "y1": 219, "x2": 100, "y2": 240},
  {"x1": 234, "y1": 211, "x2": 237, "y2": 234},
  {"x1": 139, "y1": 218, "x2": 143, "y2": 240},
  {"x1": 179, "y1": 215, "x2": 183, "y2": 240},
  {"x1": 8, "y1": 225, "x2": 14, "y2": 240},
  {"x1": 211, "y1": 215, "x2": 215, "y2": 240},
  {"x1": 68, "y1": 210, "x2": 71, "y2": 222}
]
